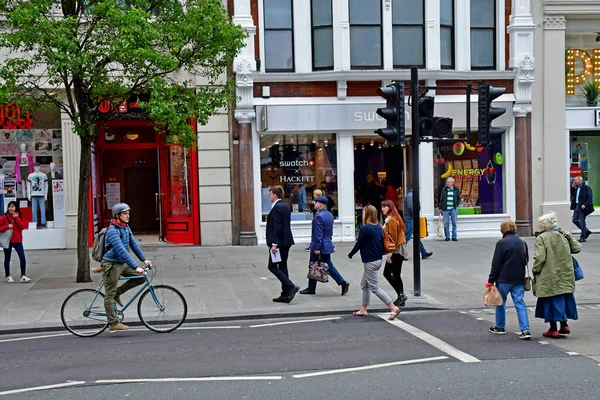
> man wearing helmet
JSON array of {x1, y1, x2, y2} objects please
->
[{"x1": 101, "y1": 203, "x2": 152, "y2": 332}]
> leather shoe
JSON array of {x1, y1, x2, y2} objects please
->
[
  {"x1": 341, "y1": 281, "x2": 350, "y2": 296},
  {"x1": 452, "y1": 238, "x2": 458, "y2": 242},
  {"x1": 585, "y1": 229, "x2": 592, "y2": 238},
  {"x1": 422, "y1": 252, "x2": 433, "y2": 260},
  {"x1": 287, "y1": 285, "x2": 300, "y2": 303},
  {"x1": 444, "y1": 238, "x2": 450, "y2": 241},
  {"x1": 578, "y1": 238, "x2": 586, "y2": 243},
  {"x1": 272, "y1": 296, "x2": 288, "y2": 303},
  {"x1": 300, "y1": 288, "x2": 315, "y2": 295}
]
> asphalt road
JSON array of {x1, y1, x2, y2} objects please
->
[{"x1": 2, "y1": 309, "x2": 600, "y2": 399}]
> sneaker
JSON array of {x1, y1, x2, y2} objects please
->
[
  {"x1": 422, "y1": 252, "x2": 433, "y2": 260},
  {"x1": 519, "y1": 330, "x2": 532, "y2": 340},
  {"x1": 108, "y1": 323, "x2": 130, "y2": 332},
  {"x1": 305, "y1": 247, "x2": 310, "y2": 252},
  {"x1": 542, "y1": 330, "x2": 559, "y2": 338},
  {"x1": 5, "y1": 276, "x2": 14, "y2": 283},
  {"x1": 489, "y1": 326, "x2": 506, "y2": 335},
  {"x1": 558, "y1": 326, "x2": 571, "y2": 335},
  {"x1": 20, "y1": 276, "x2": 31, "y2": 283}
]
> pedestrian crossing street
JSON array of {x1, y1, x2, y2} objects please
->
[{"x1": 463, "y1": 303, "x2": 600, "y2": 314}]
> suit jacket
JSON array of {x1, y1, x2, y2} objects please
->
[
  {"x1": 309, "y1": 209, "x2": 335, "y2": 254},
  {"x1": 266, "y1": 200, "x2": 295, "y2": 248},
  {"x1": 570, "y1": 183, "x2": 594, "y2": 215}
]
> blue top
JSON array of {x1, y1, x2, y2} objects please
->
[
  {"x1": 102, "y1": 221, "x2": 146, "y2": 269},
  {"x1": 348, "y1": 224, "x2": 383, "y2": 263},
  {"x1": 309, "y1": 209, "x2": 335, "y2": 254}
]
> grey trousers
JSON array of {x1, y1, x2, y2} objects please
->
[{"x1": 361, "y1": 260, "x2": 392, "y2": 306}]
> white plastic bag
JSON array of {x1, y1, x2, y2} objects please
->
[{"x1": 436, "y1": 216, "x2": 444, "y2": 238}]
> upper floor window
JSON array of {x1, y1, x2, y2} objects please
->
[
  {"x1": 311, "y1": 0, "x2": 333, "y2": 70},
  {"x1": 349, "y1": 0, "x2": 382, "y2": 69},
  {"x1": 470, "y1": 0, "x2": 496, "y2": 69},
  {"x1": 392, "y1": 0, "x2": 425, "y2": 68},
  {"x1": 264, "y1": 0, "x2": 294, "y2": 72},
  {"x1": 440, "y1": 0, "x2": 454, "y2": 69}
]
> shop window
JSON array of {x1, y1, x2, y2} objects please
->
[
  {"x1": 440, "y1": 0, "x2": 455, "y2": 69},
  {"x1": 570, "y1": 134, "x2": 600, "y2": 207},
  {"x1": 470, "y1": 0, "x2": 496, "y2": 70},
  {"x1": 565, "y1": 32, "x2": 600, "y2": 103},
  {"x1": 349, "y1": 0, "x2": 382, "y2": 69},
  {"x1": 263, "y1": 0, "x2": 294, "y2": 72},
  {"x1": 392, "y1": 0, "x2": 425, "y2": 68},
  {"x1": 433, "y1": 134, "x2": 504, "y2": 215},
  {"x1": 311, "y1": 0, "x2": 333, "y2": 70},
  {"x1": 260, "y1": 134, "x2": 338, "y2": 222}
]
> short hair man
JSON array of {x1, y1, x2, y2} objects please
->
[
  {"x1": 570, "y1": 175, "x2": 594, "y2": 242},
  {"x1": 438, "y1": 177, "x2": 460, "y2": 242}
]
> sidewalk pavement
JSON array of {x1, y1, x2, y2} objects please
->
[{"x1": 1, "y1": 236, "x2": 599, "y2": 334}]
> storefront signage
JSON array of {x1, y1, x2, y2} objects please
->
[
  {"x1": 0, "y1": 104, "x2": 33, "y2": 129},
  {"x1": 566, "y1": 49, "x2": 600, "y2": 95},
  {"x1": 278, "y1": 159, "x2": 315, "y2": 183},
  {"x1": 52, "y1": 179, "x2": 66, "y2": 228},
  {"x1": 96, "y1": 94, "x2": 149, "y2": 117},
  {"x1": 595, "y1": 109, "x2": 600, "y2": 126},
  {"x1": 570, "y1": 166, "x2": 583, "y2": 177}
]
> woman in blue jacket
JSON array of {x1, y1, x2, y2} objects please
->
[
  {"x1": 348, "y1": 205, "x2": 401, "y2": 320},
  {"x1": 101, "y1": 203, "x2": 152, "y2": 332}
]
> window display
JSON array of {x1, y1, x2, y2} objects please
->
[
  {"x1": 260, "y1": 134, "x2": 338, "y2": 221},
  {"x1": 570, "y1": 133, "x2": 599, "y2": 207},
  {"x1": 433, "y1": 134, "x2": 504, "y2": 215}
]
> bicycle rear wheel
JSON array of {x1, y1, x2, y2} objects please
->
[
  {"x1": 137, "y1": 285, "x2": 187, "y2": 333},
  {"x1": 61, "y1": 289, "x2": 108, "y2": 337}
]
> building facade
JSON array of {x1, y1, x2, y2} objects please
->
[{"x1": 231, "y1": 0, "x2": 535, "y2": 245}]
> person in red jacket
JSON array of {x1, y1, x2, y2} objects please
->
[{"x1": 0, "y1": 201, "x2": 30, "y2": 283}]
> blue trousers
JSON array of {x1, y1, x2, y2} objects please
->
[
  {"x1": 308, "y1": 253, "x2": 344, "y2": 291},
  {"x1": 405, "y1": 219, "x2": 427, "y2": 254},
  {"x1": 31, "y1": 197, "x2": 46, "y2": 224},
  {"x1": 495, "y1": 282, "x2": 530, "y2": 331},
  {"x1": 442, "y1": 208, "x2": 458, "y2": 239},
  {"x1": 4, "y1": 242, "x2": 27, "y2": 277}
]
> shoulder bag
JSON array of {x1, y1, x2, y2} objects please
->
[
  {"x1": 522, "y1": 240, "x2": 531, "y2": 291},
  {"x1": 307, "y1": 255, "x2": 329, "y2": 283},
  {"x1": 0, "y1": 228, "x2": 13, "y2": 249},
  {"x1": 382, "y1": 220, "x2": 396, "y2": 254},
  {"x1": 557, "y1": 230, "x2": 584, "y2": 281}
]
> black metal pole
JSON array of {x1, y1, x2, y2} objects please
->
[
  {"x1": 411, "y1": 66, "x2": 421, "y2": 297},
  {"x1": 466, "y1": 83, "x2": 471, "y2": 140}
]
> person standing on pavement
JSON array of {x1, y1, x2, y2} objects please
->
[
  {"x1": 439, "y1": 177, "x2": 460, "y2": 241},
  {"x1": 348, "y1": 205, "x2": 401, "y2": 320},
  {"x1": 300, "y1": 196, "x2": 350, "y2": 296},
  {"x1": 404, "y1": 188, "x2": 432, "y2": 260},
  {"x1": 266, "y1": 186, "x2": 300, "y2": 304},
  {"x1": 486, "y1": 219, "x2": 531, "y2": 340},
  {"x1": 532, "y1": 212, "x2": 581, "y2": 338},
  {"x1": 101, "y1": 203, "x2": 152, "y2": 332},
  {"x1": 305, "y1": 189, "x2": 323, "y2": 252},
  {"x1": 0, "y1": 201, "x2": 30, "y2": 283},
  {"x1": 570, "y1": 175, "x2": 593, "y2": 243},
  {"x1": 381, "y1": 199, "x2": 408, "y2": 307}
]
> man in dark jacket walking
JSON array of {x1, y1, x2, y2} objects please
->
[
  {"x1": 570, "y1": 175, "x2": 594, "y2": 242},
  {"x1": 439, "y1": 177, "x2": 461, "y2": 241},
  {"x1": 266, "y1": 186, "x2": 300, "y2": 303}
]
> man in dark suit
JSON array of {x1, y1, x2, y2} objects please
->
[
  {"x1": 266, "y1": 186, "x2": 300, "y2": 303},
  {"x1": 570, "y1": 175, "x2": 594, "y2": 242}
]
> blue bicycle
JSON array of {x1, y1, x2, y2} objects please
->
[{"x1": 61, "y1": 266, "x2": 187, "y2": 337}]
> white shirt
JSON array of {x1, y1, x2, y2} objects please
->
[
  {"x1": 28, "y1": 172, "x2": 47, "y2": 197},
  {"x1": 270, "y1": 198, "x2": 281, "y2": 210},
  {"x1": 576, "y1": 186, "x2": 581, "y2": 204}
]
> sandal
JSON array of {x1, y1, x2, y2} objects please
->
[
  {"x1": 352, "y1": 311, "x2": 368, "y2": 317},
  {"x1": 388, "y1": 308, "x2": 401, "y2": 321}
]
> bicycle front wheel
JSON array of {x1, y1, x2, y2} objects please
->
[
  {"x1": 137, "y1": 285, "x2": 187, "y2": 333},
  {"x1": 61, "y1": 289, "x2": 108, "y2": 337}
]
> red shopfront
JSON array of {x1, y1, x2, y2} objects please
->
[{"x1": 89, "y1": 121, "x2": 200, "y2": 245}]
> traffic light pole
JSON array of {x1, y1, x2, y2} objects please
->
[{"x1": 410, "y1": 66, "x2": 421, "y2": 297}]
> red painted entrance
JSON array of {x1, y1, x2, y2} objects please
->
[{"x1": 89, "y1": 121, "x2": 200, "y2": 245}]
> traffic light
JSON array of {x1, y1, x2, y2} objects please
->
[
  {"x1": 477, "y1": 83, "x2": 506, "y2": 146},
  {"x1": 418, "y1": 96, "x2": 434, "y2": 137},
  {"x1": 433, "y1": 117, "x2": 453, "y2": 138},
  {"x1": 375, "y1": 82, "x2": 405, "y2": 145}
]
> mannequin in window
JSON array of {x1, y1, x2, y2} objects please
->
[
  {"x1": 27, "y1": 163, "x2": 48, "y2": 228},
  {"x1": 0, "y1": 166, "x2": 5, "y2": 215},
  {"x1": 14, "y1": 143, "x2": 34, "y2": 198},
  {"x1": 46, "y1": 162, "x2": 63, "y2": 222}
]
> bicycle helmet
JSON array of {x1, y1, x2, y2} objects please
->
[{"x1": 112, "y1": 203, "x2": 131, "y2": 217}]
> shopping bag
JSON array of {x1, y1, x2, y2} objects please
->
[
  {"x1": 307, "y1": 257, "x2": 329, "y2": 283},
  {"x1": 483, "y1": 285, "x2": 503, "y2": 307},
  {"x1": 436, "y1": 216, "x2": 444, "y2": 238},
  {"x1": 0, "y1": 228, "x2": 12, "y2": 249}
]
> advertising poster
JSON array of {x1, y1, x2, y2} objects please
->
[{"x1": 52, "y1": 179, "x2": 66, "y2": 228}]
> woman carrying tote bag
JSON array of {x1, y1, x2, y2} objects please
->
[
  {"x1": 381, "y1": 199, "x2": 408, "y2": 307},
  {"x1": 0, "y1": 201, "x2": 30, "y2": 283}
]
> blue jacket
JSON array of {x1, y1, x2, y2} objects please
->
[
  {"x1": 348, "y1": 224, "x2": 383, "y2": 263},
  {"x1": 102, "y1": 222, "x2": 146, "y2": 269},
  {"x1": 309, "y1": 209, "x2": 335, "y2": 254}
]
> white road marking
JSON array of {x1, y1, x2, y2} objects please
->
[
  {"x1": 538, "y1": 341, "x2": 550, "y2": 345},
  {"x1": 178, "y1": 326, "x2": 242, "y2": 330},
  {"x1": 292, "y1": 356, "x2": 449, "y2": 378},
  {"x1": 566, "y1": 351, "x2": 579, "y2": 356},
  {"x1": 0, "y1": 333, "x2": 71, "y2": 343},
  {"x1": 379, "y1": 315, "x2": 480, "y2": 363},
  {"x1": 0, "y1": 381, "x2": 86, "y2": 396},
  {"x1": 527, "y1": 307, "x2": 536, "y2": 312},
  {"x1": 249, "y1": 317, "x2": 340, "y2": 328},
  {"x1": 475, "y1": 318, "x2": 484, "y2": 321},
  {"x1": 95, "y1": 376, "x2": 282, "y2": 384}
]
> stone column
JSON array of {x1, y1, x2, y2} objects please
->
[{"x1": 61, "y1": 112, "x2": 81, "y2": 248}]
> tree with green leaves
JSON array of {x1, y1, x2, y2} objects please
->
[{"x1": 0, "y1": 0, "x2": 246, "y2": 282}]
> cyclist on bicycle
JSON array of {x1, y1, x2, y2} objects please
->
[{"x1": 101, "y1": 203, "x2": 152, "y2": 332}]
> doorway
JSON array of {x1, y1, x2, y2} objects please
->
[{"x1": 124, "y1": 167, "x2": 159, "y2": 233}]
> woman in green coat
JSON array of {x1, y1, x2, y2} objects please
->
[{"x1": 533, "y1": 212, "x2": 581, "y2": 338}]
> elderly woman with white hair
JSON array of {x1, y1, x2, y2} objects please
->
[{"x1": 532, "y1": 212, "x2": 581, "y2": 338}]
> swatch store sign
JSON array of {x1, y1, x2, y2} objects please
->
[{"x1": 279, "y1": 160, "x2": 315, "y2": 184}]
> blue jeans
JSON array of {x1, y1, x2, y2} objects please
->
[
  {"x1": 495, "y1": 282, "x2": 530, "y2": 331},
  {"x1": 405, "y1": 219, "x2": 427, "y2": 254},
  {"x1": 308, "y1": 253, "x2": 344, "y2": 291},
  {"x1": 442, "y1": 208, "x2": 457, "y2": 239},
  {"x1": 4, "y1": 242, "x2": 27, "y2": 277},
  {"x1": 31, "y1": 197, "x2": 46, "y2": 224}
]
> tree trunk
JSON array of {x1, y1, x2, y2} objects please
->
[{"x1": 76, "y1": 136, "x2": 93, "y2": 283}]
